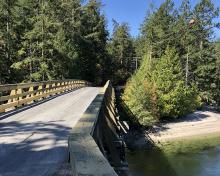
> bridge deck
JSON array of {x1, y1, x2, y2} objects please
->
[{"x1": 0, "y1": 87, "x2": 100, "y2": 176}]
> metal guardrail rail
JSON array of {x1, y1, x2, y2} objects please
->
[{"x1": 0, "y1": 79, "x2": 91, "y2": 113}]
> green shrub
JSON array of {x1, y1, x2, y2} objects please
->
[{"x1": 123, "y1": 47, "x2": 201, "y2": 126}]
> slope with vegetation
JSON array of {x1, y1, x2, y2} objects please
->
[{"x1": 123, "y1": 0, "x2": 220, "y2": 126}]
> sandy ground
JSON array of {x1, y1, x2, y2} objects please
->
[{"x1": 148, "y1": 111, "x2": 220, "y2": 143}]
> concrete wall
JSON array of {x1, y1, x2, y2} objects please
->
[{"x1": 68, "y1": 81, "x2": 126, "y2": 176}]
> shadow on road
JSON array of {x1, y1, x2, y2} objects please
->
[
  {"x1": 0, "y1": 87, "x2": 84, "y2": 121},
  {"x1": 0, "y1": 121, "x2": 72, "y2": 176}
]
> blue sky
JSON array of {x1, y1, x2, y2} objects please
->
[{"x1": 100, "y1": 0, "x2": 220, "y2": 39}]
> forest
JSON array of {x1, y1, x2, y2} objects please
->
[{"x1": 0, "y1": 0, "x2": 220, "y2": 126}]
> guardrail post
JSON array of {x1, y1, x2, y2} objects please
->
[
  {"x1": 57, "y1": 82, "x2": 61, "y2": 94},
  {"x1": 65, "y1": 82, "x2": 68, "y2": 91},
  {"x1": 69, "y1": 81, "x2": 72, "y2": 90},
  {"x1": 37, "y1": 85, "x2": 43, "y2": 98},
  {"x1": 17, "y1": 88, "x2": 23, "y2": 107},
  {"x1": 8, "y1": 89, "x2": 16, "y2": 104},
  {"x1": 45, "y1": 84, "x2": 50, "y2": 98},
  {"x1": 51, "y1": 83, "x2": 56, "y2": 95},
  {"x1": 27, "y1": 86, "x2": 34, "y2": 104}
]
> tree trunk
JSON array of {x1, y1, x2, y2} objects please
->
[{"x1": 185, "y1": 45, "x2": 189, "y2": 86}]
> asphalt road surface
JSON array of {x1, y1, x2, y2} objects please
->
[{"x1": 0, "y1": 87, "x2": 99, "y2": 176}]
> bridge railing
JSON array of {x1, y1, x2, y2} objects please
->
[
  {"x1": 68, "y1": 81, "x2": 125, "y2": 176},
  {"x1": 0, "y1": 79, "x2": 91, "y2": 113}
]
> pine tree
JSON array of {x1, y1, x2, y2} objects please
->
[
  {"x1": 175, "y1": 0, "x2": 193, "y2": 86},
  {"x1": 6, "y1": 0, "x2": 108, "y2": 84},
  {"x1": 123, "y1": 47, "x2": 201, "y2": 126},
  {"x1": 108, "y1": 21, "x2": 135, "y2": 85},
  {"x1": 123, "y1": 54, "x2": 158, "y2": 126},
  {"x1": 0, "y1": 0, "x2": 19, "y2": 83},
  {"x1": 12, "y1": 0, "x2": 62, "y2": 81},
  {"x1": 191, "y1": 0, "x2": 219, "y2": 103},
  {"x1": 53, "y1": 0, "x2": 83, "y2": 80},
  {"x1": 152, "y1": 47, "x2": 201, "y2": 118},
  {"x1": 76, "y1": 0, "x2": 108, "y2": 84},
  {"x1": 141, "y1": 0, "x2": 175, "y2": 59},
  {"x1": 213, "y1": 40, "x2": 220, "y2": 105}
]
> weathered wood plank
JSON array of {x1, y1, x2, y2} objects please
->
[
  {"x1": 0, "y1": 79, "x2": 89, "y2": 92},
  {"x1": 0, "y1": 79, "x2": 91, "y2": 113},
  {"x1": 0, "y1": 83, "x2": 79, "y2": 102}
]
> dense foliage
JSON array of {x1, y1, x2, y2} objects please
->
[
  {"x1": 107, "y1": 21, "x2": 135, "y2": 85},
  {"x1": 123, "y1": 48, "x2": 202, "y2": 125},
  {"x1": 123, "y1": 0, "x2": 220, "y2": 126},
  {"x1": 0, "y1": 0, "x2": 108, "y2": 84},
  {"x1": 152, "y1": 47, "x2": 201, "y2": 118},
  {"x1": 0, "y1": 0, "x2": 220, "y2": 126},
  {"x1": 123, "y1": 55, "x2": 158, "y2": 126}
]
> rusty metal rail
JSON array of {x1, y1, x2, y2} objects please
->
[{"x1": 0, "y1": 79, "x2": 91, "y2": 113}]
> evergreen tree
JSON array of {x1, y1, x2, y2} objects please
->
[
  {"x1": 2, "y1": 0, "x2": 108, "y2": 84},
  {"x1": 53, "y1": 0, "x2": 84, "y2": 80},
  {"x1": 0, "y1": 0, "x2": 19, "y2": 83},
  {"x1": 123, "y1": 55, "x2": 158, "y2": 126},
  {"x1": 175, "y1": 0, "x2": 193, "y2": 85},
  {"x1": 108, "y1": 21, "x2": 135, "y2": 85},
  {"x1": 192, "y1": 0, "x2": 219, "y2": 103},
  {"x1": 12, "y1": 0, "x2": 61, "y2": 81},
  {"x1": 137, "y1": 0, "x2": 220, "y2": 107},
  {"x1": 141, "y1": 0, "x2": 175, "y2": 59},
  {"x1": 123, "y1": 47, "x2": 201, "y2": 125},
  {"x1": 213, "y1": 40, "x2": 220, "y2": 105},
  {"x1": 152, "y1": 47, "x2": 201, "y2": 118},
  {"x1": 79, "y1": 0, "x2": 108, "y2": 84}
]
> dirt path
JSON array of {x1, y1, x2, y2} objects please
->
[{"x1": 148, "y1": 111, "x2": 220, "y2": 143}]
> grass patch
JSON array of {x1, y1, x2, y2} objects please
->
[{"x1": 158, "y1": 133, "x2": 220, "y2": 155}]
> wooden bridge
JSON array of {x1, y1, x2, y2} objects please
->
[{"x1": 0, "y1": 80, "x2": 126, "y2": 176}]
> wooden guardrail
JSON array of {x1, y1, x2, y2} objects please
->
[
  {"x1": 0, "y1": 79, "x2": 91, "y2": 113},
  {"x1": 68, "y1": 81, "x2": 126, "y2": 176}
]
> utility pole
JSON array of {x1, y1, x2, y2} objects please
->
[
  {"x1": 131, "y1": 57, "x2": 141, "y2": 71},
  {"x1": 185, "y1": 45, "x2": 189, "y2": 86}
]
